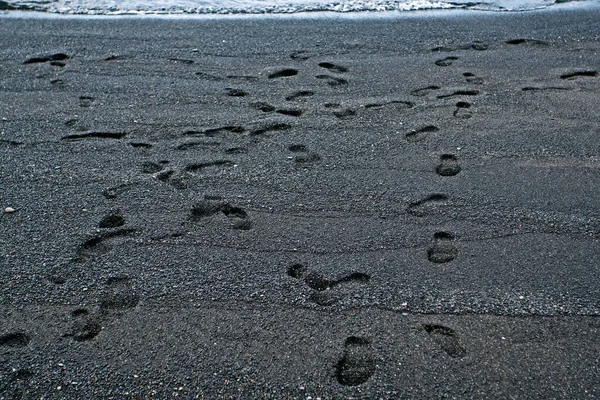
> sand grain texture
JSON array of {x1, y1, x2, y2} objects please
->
[{"x1": 1, "y1": 6, "x2": 599, "y2": 398}]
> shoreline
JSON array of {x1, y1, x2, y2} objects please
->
[{"x1": 1, "y1": 1, "x2": 598, "y2": 20}]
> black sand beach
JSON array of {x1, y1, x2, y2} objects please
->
[{"x1": 1, "y1": 5, "x2": 599, "y2": 398}]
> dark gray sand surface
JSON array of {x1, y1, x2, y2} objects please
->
[{"x1": 1, "y1": 6, "x2": 600, "y2": 398}]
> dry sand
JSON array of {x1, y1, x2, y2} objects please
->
[{"x1": 1, "y1": 5, "x2": 599, "y2": 398}]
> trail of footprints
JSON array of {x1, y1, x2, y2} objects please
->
[{"x1": 18, "y1": 41, "x2": 597, "y2": 388}]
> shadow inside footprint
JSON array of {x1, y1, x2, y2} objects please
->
[
  {"x1": 453, "y1": 101, "x2": 472, "y2": 118},
  {"x1": 0, "y1": 332, "x2": 31, "y2": 347},
  {"x1": 190, "y1": 200, "x2": 253, "y2": 230},
  {"x1": 65, "y1": 310, "x2": 102, "y2": 342},
  {"x1": 318, "y1": 62, "x2": 348, "y2": 73},
  {"x1": 436, "y1": 154, "x2": 461, "y2": 177},
  {"x1": 336, "y1": 337, "x2": 376, "y2": 386},
  {"x1": 75, "y1": 229, "x2": 137, "y2": 262},
  {"x1": 405, "y1": 125, "x2": 439, "y2": 142},
  {"x1": 435, "y1": 56, "x2": 458, "y2": 67},
  {"x1": 421, "y1": 324, "x2": 466, "y2": 358},
  {"x1": 316, "y1": 74, "x2": 348, "y2": 87},
  {"x1": 268, "y1": 68, "x2": 298, "y2": 79},
  {"x1": 560, "y1": 70, "x2": 598, "y2": 80},
  {"x1": 427, "y1": 232, "x2": 458, "y2": 263},
  {"x1": 411, "y1": 85, "x2": 440, "y2": 96},
  {"x1": 407, "y1": 194, "x2": 448, "y2": 217},
  {"x1": 98, "y1": 209, "x2": 125, "y2": 229},
  {"x1": 287, "y1": 264, "x2": 370, "y2": 305}
]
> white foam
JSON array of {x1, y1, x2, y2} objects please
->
[{"x1": 3, "y1": 0, "x2": 566, "y2": 14}]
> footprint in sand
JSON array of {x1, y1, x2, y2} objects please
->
[
  {"x1": 420, "y1": 324, "x2": 466, "y2": 358},
  {"x1": 505, "y1": 39, "x2": 548, "y2": 46},
  {"x1": 365, "y1": 100, "x2": 414, "y2": 110},
  {"x1": 453, "y1": 101, "x2": 472, "y2": 119},
  {"x1": 318, "y1": 62, "x2": 349, "y2": 73},
  {"x1": 251, "y1": 102, "x2": 276, "y2": 112},
  {"x1": 100, "y1": 276, "x2": 139, "y2": 311},
  {"x1": 268, "y1": 68, "x2": 298, "y2": 79},
  {"x1": 0, "y1": 332, "x2": 31, "y2": 347},
  {"x1": 184, "y1": 160, "x2": 234, "y2": 174},
  {"x1": 74, "y1": 228, "x2": 137, "y2": 263},
  {"x1": 190, "y1": 199, "x2": 253, "y2": 230},
  {"x1": 250, "y1": 122, "x2": 292, "y2": 136},
  {"x1": 427, "y1": 232, "x2": 458, "y2": 263},
  {"x1": 411, "y1": 85, "x2": 440, "y2": 97},
  {"x1": 225, "y1": 88, "x2": 248, "y2": 97},
  {"x1": 98, "y1": 209, "x2": 125, "y2": 229},
  {"x1": 316, "y1": 74, "x2": 348, "y2": 87},
  {"x1": 336, "y1": 337, "x2": 376, "y2": 386},
  {"x1": 288, "y1": 144, "x2": 321, "y2": 166},
  {"x1": 24, "y1": 53, "x2": 70, "y2": 64},
  {"x1": 141, "y1": 161, "x2": 190, "y2": 190},
  {"x1": 276, "y1": 108, "x2": 304, "y2": 117},
  {"x1": 286, "y1": 90, "x2": 315, "y2": 101},
  {"x1": 61, "y1": 131, "x2": 127, "y2": 141},
  {"x1": 436, "y1": 154, "x2": 461, "y2": 177},
  {"x1": 332, "y1": 108, "x2": 356, "y2": 119},
  {"x1": 79, "y1": 96, "x2": 95, "y2": 107},
  {"x1": 560, "y1": 70, "x2": 598, "y2": 80},
  {"x1": 435, "y1": 56, "x2": 458, "y2": 67},
  {"x1": 64, "y1": 309, "x2": 102, "y2": 342},
  {"x1": 405, "y1": 125, "x2": 439, "y2": 143},
  {"x1": 437, "y1": 90, "x2": 479, "y2": 99},
  {"x1": 463, "y1": 72, "x2": 484, "y2": 85},
  {"x1": 287, "y1": 263, "x2": 370, "y2": 306},
  {"x1": 185, "y1": 125, "x2": 248, "y2": 137},
  {"x1": 176, "y1": 140, "x2": 221, "y2": 151},
  {"x1": 407, "y1": 194, "x2": 448, "y2": 217},
  {"x1": 290, "y1": 50, "x2": 318, "y2": 60},
  {"x1": 103, "y1": 183, "x2": 134, "y2": 199},
  {"x1": 130, "y1": 142, "x2": 153, "y2": 149}
]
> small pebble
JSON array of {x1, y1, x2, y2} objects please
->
[{"x1": 5, "y1": 207, "x2": 15, "y2": 213}]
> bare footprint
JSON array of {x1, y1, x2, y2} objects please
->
[
  {"x1": 421, "y1": 324, "x2": 466, "y2": 357},
  {"x1": 61, "y1": 132, "x2": 127, "y2": 141},
  {"x1": 316, "y1": 74, "x2": 348, "y2": 87},
  {"x1": 24, "y1": 53, "x2": 70, "y2": 64},
  {"x1": 268, "y1": 68, "x2": 298, "y2": 79},
  {"x1": 427, "y1": 232, "x2": 458, "y2": 263},
  {"x1": 276, "y1": 109, "x2": 304, "y2": 117},
  {"x1": 286, "y1": 90, "x2": 315, "y2": 101},
  {"x1": 100, "y1": 276, "x2": 139, "y2": 310},
  {"x1": 437, "y1": 90, "x2": 479, "y2": 99},
  {"x1": 98, "y1": 209, "x2": 125, "y2": 229},
  {"x1": 435, "y1": 57, "x2": 458, "y2": 67},
  {"x1": 453, "y1": 101, "x2": 472, "y2": 118},
  {"x1": 405, "y1": 125, "x2": 439, "y2": 142},
  {"x1": 75, "y1": 228, "x2": 137, "y2": 262},
  {"x1": 190, "y1": 199, "x2": 253, "y2": 230},
  {"x1": 79, "y1": 96, "x2": 94, "y2": 107},
  {"x1": 463, "y1": 72, "x2": 484, "y2": 84},
  {"x1": 560, "y1": 70, "x2": 598, "y2": 80},
  {"x1": 336, "y1": 337, "x2": 376, "y2": 386},
  {"x1": 225, "y1": 88, "x2": 248, "y2": 97},
  {"x1": 288, "y1": 144, "x2": 321, "y2": 166},
  {"x1": 318, "y1": 62, "x2": 348, "y2": 73},
  {"x1": 436, "y1": 154, "x2": 461, "y2": 177},
  {"x1": 407, "y1": 194, "x2": 448, "y2": 217},
  {"x1": 0, "y1": 332, "x2": 31, "y2": 347},
  {"x1": 411, "y1": 85, "x2": 440, "y2": 96},
  {"x1": 64, "y1": 309, "x2": 102, "y2": 342},
  {"x1": 287, "y1": 264, "x2": 369, "y2": 305}
]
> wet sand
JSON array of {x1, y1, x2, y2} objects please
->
[{"x1": 1, "y1": 5, "x2": 599, "y2": 398}]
